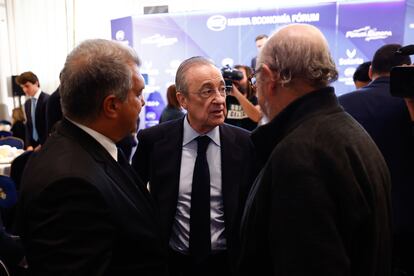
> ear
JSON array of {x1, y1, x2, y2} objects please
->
[
  {"x1": 261, "y1": 64, "x2": 279, "y2": 92},
  {"x1": 102, "y1": 94, "x2": 119, "y2": 119},
  {"x1": 368, "y1": 65, "x2": 373, "y2": 80},
  {"x1": 176, "y1": 92, "x2": 188, "y2": 110}
]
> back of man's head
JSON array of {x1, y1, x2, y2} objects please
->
[
  {"x1": 60, "y1": 39, "x2": 140, "y2": 122},
  {"x1": 371, "y1": 44, "x2": 411, "y2": 77},
  {"x1": 353, "y1": 61, "x2": 371, "y2": 88},
  {"x1": 258, "y1": 24, "x2": 337, "y2": 89},
  {"x1": 15, "y1": 71, "x2": 39, "y2": 87}
]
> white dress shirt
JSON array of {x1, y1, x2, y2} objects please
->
[{"x1": 169, "y1": 116, "x2": 226, "y2": 253}]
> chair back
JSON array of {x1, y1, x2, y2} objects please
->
[
  {"x1": 0, "y1": 131, "x2": 12, "y2": 138},
  {"x1": 0, "y1": 176, "x2": 17, "y2": 208},
  {"x1": 0, "y1": 137, "x2": 24, "y2": 150},
  {"x1": 0, "y1": 259, "x2": 10, "y2": 276}
]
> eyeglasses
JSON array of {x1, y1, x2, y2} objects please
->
[
  {"x1": 248, "y1": 66, "x2": 263, "y2": 89},
  {"x1": 192, "y1": 87, "x2": 227, "y2": 99}
]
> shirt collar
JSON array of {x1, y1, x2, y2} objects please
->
[
  {"x1": 32, "y1": 88, "x2": 42, "y2": 99},
  {"x1": 67, "y1": 118, "x2": 118, "y2": 161},
  {"x1": 182, "y1": 115, "x2": 221, "y2": 147}
]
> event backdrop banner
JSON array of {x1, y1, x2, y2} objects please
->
[{"x1": 111, "y1": 0, "x2": 406, "y2": 127}]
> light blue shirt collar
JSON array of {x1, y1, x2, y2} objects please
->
[{"x1": 182, "y1": 116, "x2": 220, "y2": 147}]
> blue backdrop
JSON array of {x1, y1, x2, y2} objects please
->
[{"x1": 111, "y1": 0, "x2": 407, "y2": 127}]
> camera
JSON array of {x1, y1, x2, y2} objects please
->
[
  {"x1": 390, "y1": 66, "x2": 414, "y2": 97},
  {"x1": 221, "y1": 65, "x2": 243, "y2": 93},
  {"x1": 390, "y1": 45, "x2": 414, "y2": 97}
]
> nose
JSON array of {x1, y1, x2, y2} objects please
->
[
  {"x1": 140, "y1": 97, "x2": 145, "y2": 107},
  {"x1": 212, "y1": 92, "x2": 225, "y2": 104}
]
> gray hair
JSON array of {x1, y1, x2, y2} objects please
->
[
  {"x1": 60, "y1": 39, "x2": 140, "y2": 121},
  {"x1": 258, "y1": 24, "x2": 338, "y2": 88},
  {"x1": 175, "y1": 56, "x2": 215, "y2": 95}
]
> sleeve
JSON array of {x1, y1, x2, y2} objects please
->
[{"x1": 24, "y1": 179, "x2": 115, "y2": 276}]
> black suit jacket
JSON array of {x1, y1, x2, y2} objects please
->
[
  {"x1": 339, "y1": 77, "x2": 414, "y2": 272},
  {"x1": 131, "y1": 118, "x2": 257, "y2": 271},
  {"x1": 45, "y1": 87, "x2": 62, "y2": 134},
  {"x1": 17, "y1": 119, "x2": 168, "y2": 276},
  {"x1": 24, "y1": 91, "x2": 50, "y2": 147}
]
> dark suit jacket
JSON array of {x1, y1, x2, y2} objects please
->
[
  {"x1": 17, "y1": 119, "x2": 168, "y2": 276},
  {"x1": 45, "y1": 87, "x2": 62, "y2": 135},
  {"x1": 24, "y1": 91, "x2": 50, "y2": 147},
  {"x1": 131, "y1": 118, "x2": 257, "y2": 271},
  {"x1": 339, "y1": 77, "x2": 414, "y2": 272},
  {"x1": 239, "y1": 88, "x2": 392, "y2": 276}
]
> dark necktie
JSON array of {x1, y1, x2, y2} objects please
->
[{"x1": 189, "y1": 135, "x2": 211, "y2": 264}]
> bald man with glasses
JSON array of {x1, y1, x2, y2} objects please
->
[{"x1": 132, "y1": 56, "x2": 257, "y2": 276}]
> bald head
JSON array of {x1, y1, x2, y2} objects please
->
[{"x1": 258, "y1": 24, "x2": 337, "y2": 88}]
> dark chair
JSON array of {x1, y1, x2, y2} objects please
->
[
  {"x1": 0, "y1": 131, "x2": 12, "y2": 139},
  {"x1": 0, "y1": 259, "x2": 11, "y2": 276},
  {"x1": 0, "y1": 176, "x2": 17, "y2": 209},
  {"x1": 0, "y1": 137, "x2": 24, "y2": 150}
]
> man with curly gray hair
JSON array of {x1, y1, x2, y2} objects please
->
[{"x1": 238, "y1": 24, "x2": 392, "y2": 276}]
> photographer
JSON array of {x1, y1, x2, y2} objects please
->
[{"x1": 225, "y1": 65, "x2": 262, "y2": 131}]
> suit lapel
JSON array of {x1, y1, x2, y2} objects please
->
[
  {"x1": 58, "y1": 119, "x2": 157, "y2": 216},
  {"x1": 220, "y1": 125, "x2": 243, "y2": 229},
  {"x1": 151, "y1": 120, "x2": 183, "y2": 229}
]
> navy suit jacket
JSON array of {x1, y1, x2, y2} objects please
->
[
  {"x1": 339, "y1": 77, "x2": 414, "y2": 243},
  {"x1": 24, "y1": 91, "x2": 50, "y2": 147},
  {"x1": 18, "y1": 119, "x2": 168, "y2": 275},
  {"x1": 131, "y1": 118, "x2": 257, "y2": 270}
]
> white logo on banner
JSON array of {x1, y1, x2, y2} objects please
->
[
  {"x1": 206, "y1": 12, "x2": 320, "y2": 31},
  {"x1": 346, "y1": 49, "x2": 356, "y2": 58},
  {"x1": 141, "y1": 34, "x2": 178, "y2": 47},
  {"x1": 207, "y1": 15, "x2": 227, "y2": 31},
  {"x1": 339, "y1": 49, "x2": 363, "y2": 66},
  {"x1": 345, "y1": 26, "x2": 392, "y2": 41},
  {"x1": 221, "y1": 58, "x2": 234, "y2": 67},
  {"x1": 115, "y1": 30, "x2": 125, "y2": 41}
]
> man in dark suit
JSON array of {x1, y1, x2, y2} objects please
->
[
  {"x1": 250, "y1": 34, "x2": 268, "y2": 70},
  {"x1": 17, "y1": 39, "x2": 168, "y2": 275},
  {"x1": 339, "y1": 44, "x2": 413, "y2": 276},
  {"x1": 15, "y1": 71, "x2": 49, "y2": 150},
  {"x1": 132, "y1": 57, "x2": 256, "y2": 276},
  {"x1": 238, "y1": 24, "x2": 392, "y2": 276}
]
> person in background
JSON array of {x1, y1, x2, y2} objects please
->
[
  {"x1": 46, "y1": 85, "x2": 62, "y2": 134},
  {"x1": 132, "y1": 56, "x2": 257, "y2": 276},
  {"x1": 10, "y1": 107, "x2": 26, "y2": 144},
  {"x1": 225, "y1": 65, "x2": 261, "y2": 131},
  {"x1": 15, "y1": 71, "x2": 49, "y2": 150},
  {"x1": 250, "y1": 34, "x2": 268, "y2": 70},
  {"x1": 17, "y1": 39, "x2": 168, "y2": 275},
  {"x1": 238, "y1": 24, "x2": 392, "y2": 276},
  {"x1": 339, "y1": 44, "x2": 413, "y2": 276},
  {"x1": 353, "y1": 61, "x2": 372, "y2": 89},
  {"x1": 159, "y1": 84, "x2": 184, "y2": 123}
]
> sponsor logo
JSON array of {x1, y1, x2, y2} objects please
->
[
  {"x1": 221, "y1": 58, "x2": 234, "y2": 67},
  {"x1": 206, "y1": 12, "x2": 320, "y2": 31},
  {"x1": 115, "y1": 30, "x2": 125, "y2": 41},
  {"x1": 141, "y1": 34, "x2": 178, "y2": 47},
  {"x1": 339, "y1": 49, "x2": 364, "y2": 66},
  {"x1": 146, "y1": 100, "x2": 160, "y2": 107},
  {"x1": 345, "y1": 26, "x2": 392, "y2": 41},
  {"x1": 207, "y1": 15, "x2": 227, "y2": 31},
  {"x1": 344, "y1": 67, "x2": 356, "y2": 77},
  {"x1": 146, "y1": 112, "x2": 157, "y2": 120}
]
